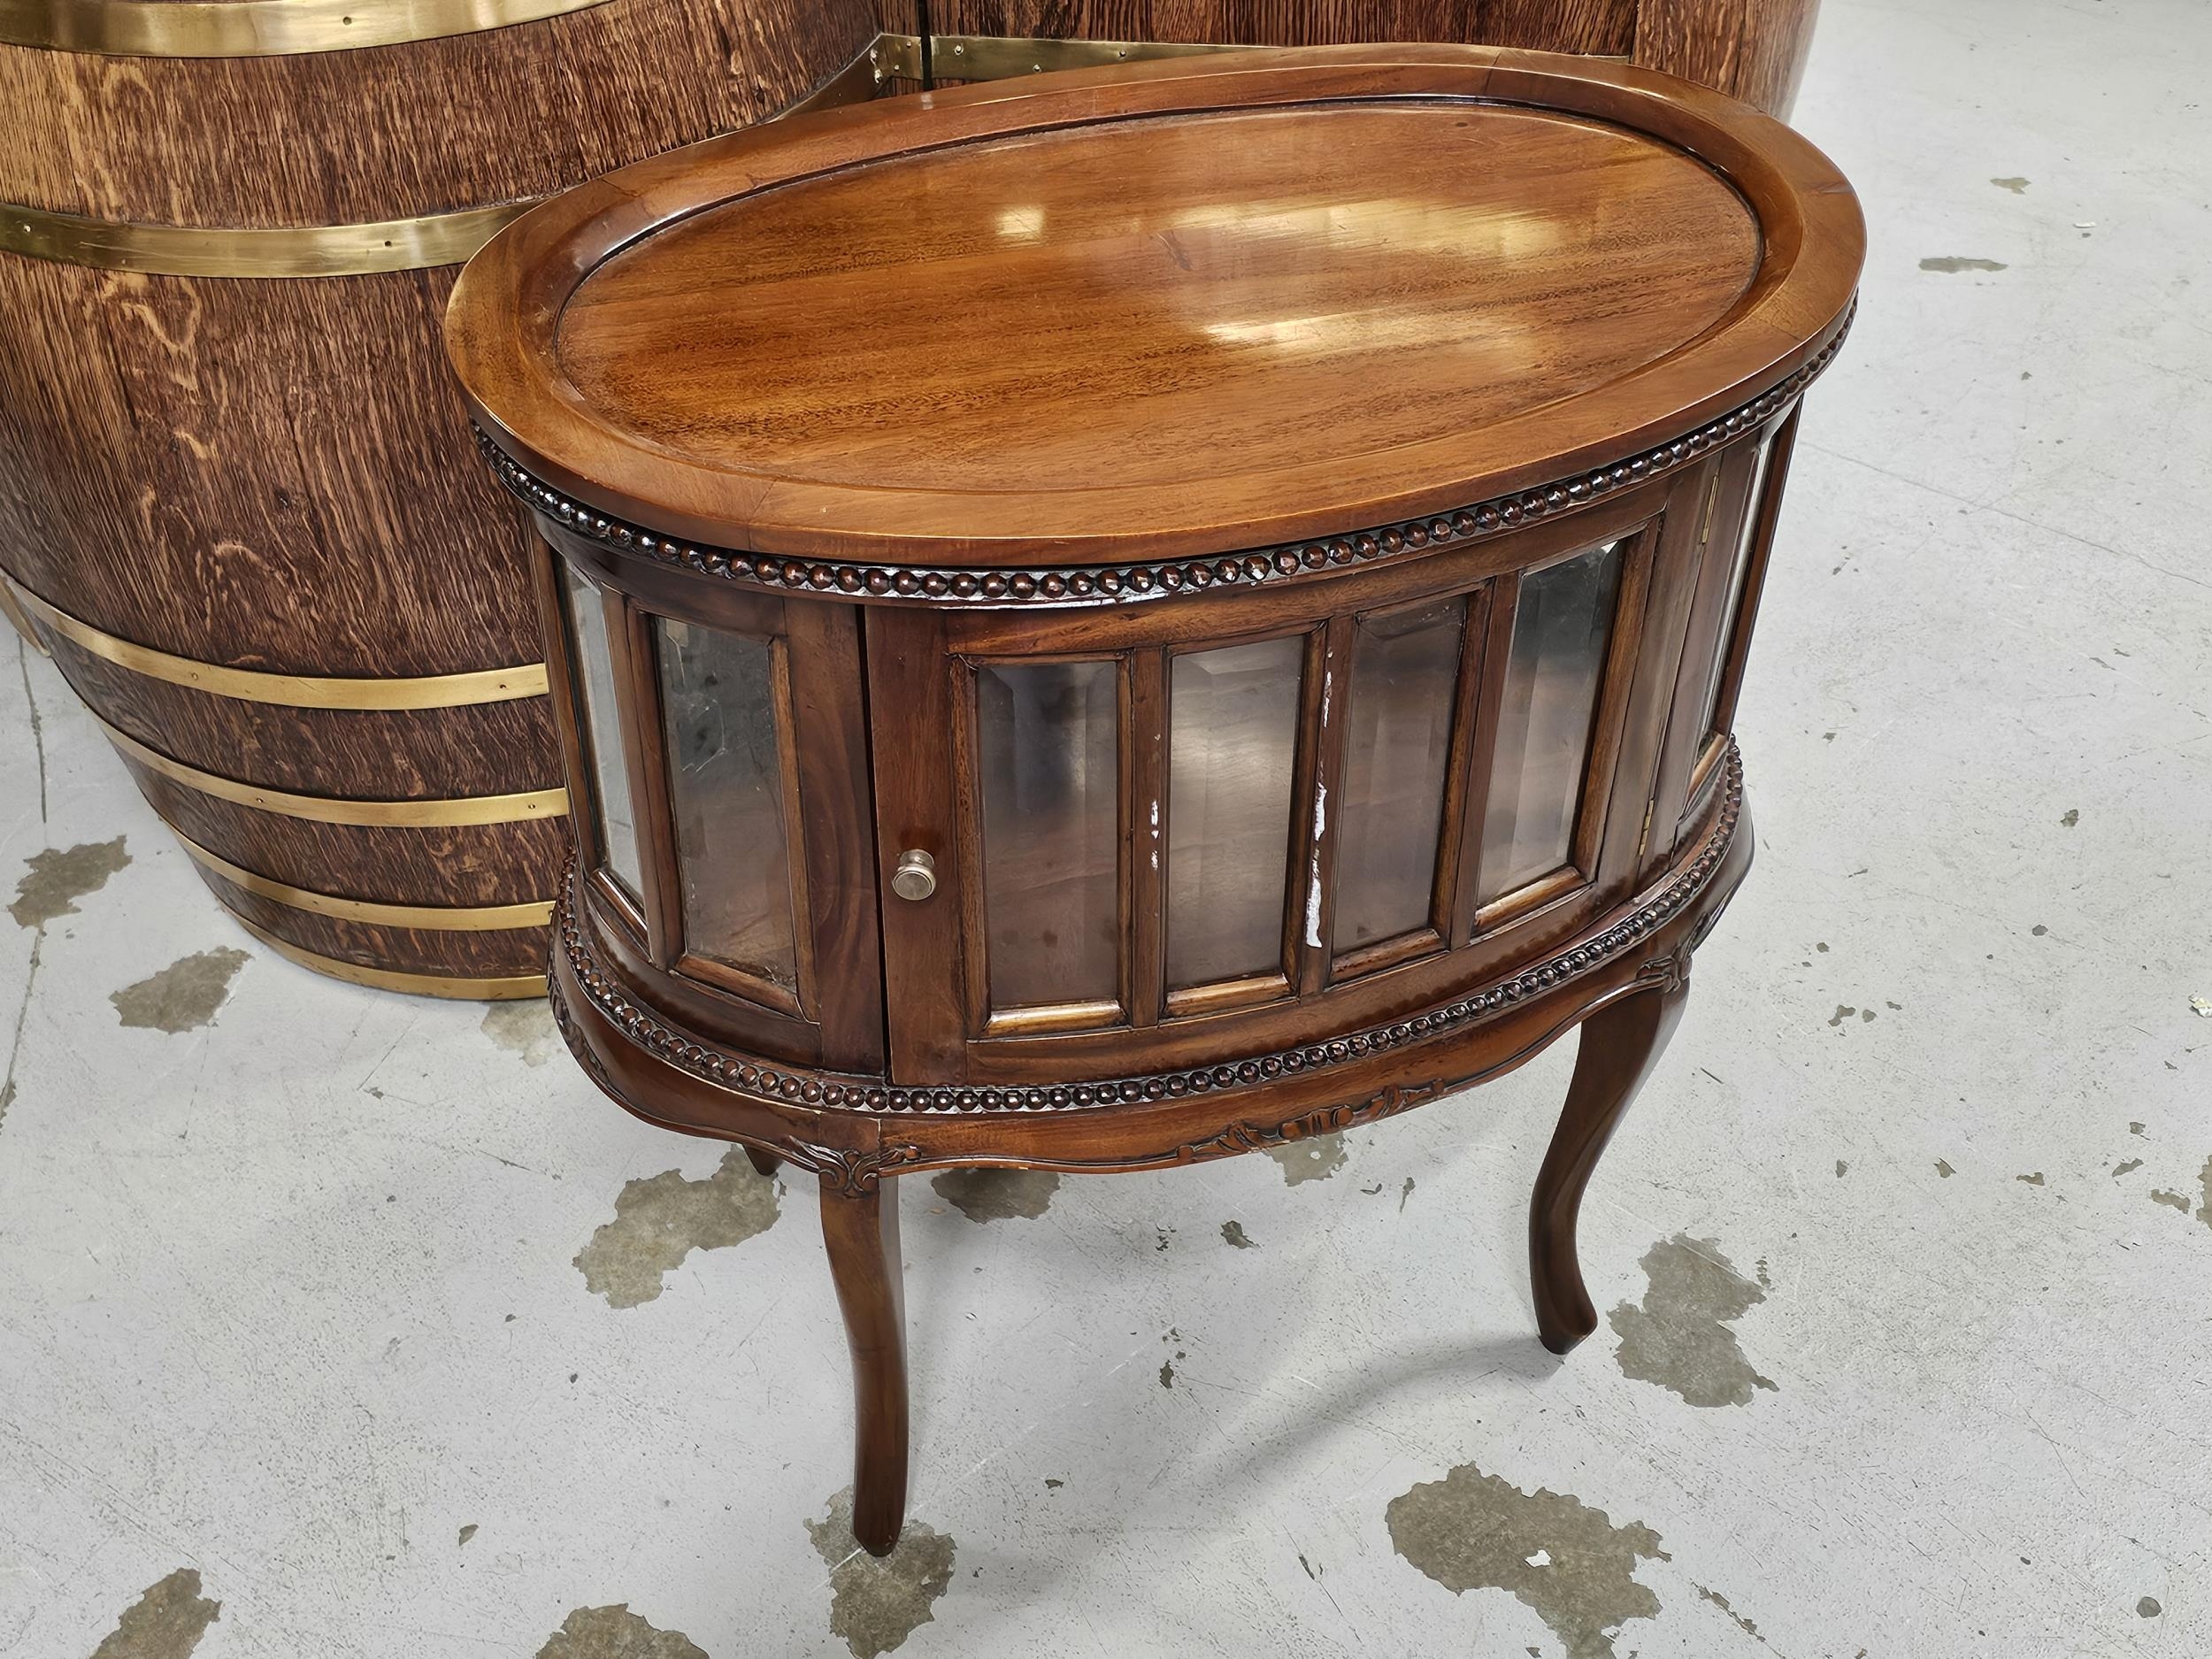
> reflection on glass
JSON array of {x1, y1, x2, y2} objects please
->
[
  {"x1": 1478, "y1": 541, "x2": 1624, "y2": 905},
  {"x1": 1696, "y1": 442, "x2": 1771, "y2": 740},
  {"x1": 977, "y1": 660, "x2": 1120, "y2": 1010},
  {"x1": 561, "y1": 565, "x2": 641, "y2": 899},
  {"x1": 657, "y1": 618, "x2": 796, "y2": 989},
  {"x1": 1333, "y1": 597, "x2": 1465, "y2": 952},
  {"x1": 1168, "y1": 636, "x2": 1303, "y2": 987}
]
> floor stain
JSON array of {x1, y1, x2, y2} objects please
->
[
  {"x1": 2016, "y1": 1171, "x2": 2046, "y2": 1187},
  {"x1": 1221, "y1": 1219, "x2": 1256, "y2": 1248},
  {"x1": 1159, "y1": 1358, "x2": 1176, "y2": 1388},
  {"x1": 1694, "y1": 1583, "x2": 1775, "y2": 1648},
  {"x1": 2150, "y1": 1189, "x2": 2189, "y2": 1212},
  {"x1": 1386, "y1": 1462, "x2": 1668, "y2": 1658},
  {"x1": 1836, "y1": 1160, "x2": 1849, "y2": 1178},
  {"x1": 2058, "y1": 808, "x2": 2078, "y2": 826},
  {"x1": 2148, "y1": 1156, "x2": 2212, "y2": 1227},
  {"x1": 574, "y1": 1148, "x2": 779, "y2": 1308},
  {"x1": 805, "y1": 1487, "x2": 956, "y2": 1659},
  {"x1": 534, "y1": 1604, "x2": 705, "y2": 1659},
  {"x1": 1608, "y1": 1234, "x2": 1778, "y2": 1408},
  {"x1": 1990, "y1": 175, "x2": 2030, "y2": 193},
  {"x1": 88, "y1": 1568, "x2": 219, "y2": 1659},
  {"x1": 1936, "y1": 1160, "x2": 1955, "y2": 1178},
  {"x1": 1400, "y1": 1175, "x2": 1416, "y2": 1211},
  {"x1": 929, "y1": 1167, "x2": 1059, "y2": 1222},
  {"x1": 457, "y1": 1524, "x2": 477, "y2": 1547},
  {"x1": 1919, "y1": 255, "x2": 2008, "y2": 273},
  {"x1": 2139, "y1": 1596, "x2": 2162, "y2": 1617},
  {"x1": 11, "y1": 836, "x2": 129, "y2": 928},
  {"x1": 1266, "y1": 1133, "x2": 1345, "y2": 1185},
  {"x1": 480, "y1": 1000, "x2": 560, "y2": 1068},
  {"x1": 111, "y1": 948, "x2": 250, "y2": 1033},
  {"x1": 2113, "y1": 1159, "x2": 2144, "y2": 1178}
]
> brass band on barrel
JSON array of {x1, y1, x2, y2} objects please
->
[
  {"x1": 4, "y1": 572, "x2": 547, "y2": 708},
  {"x1": 231, "y1": 913, "x2": 548, "y2": 999},
  {"x1": 0, "y1": 198, "x2": 532, "y2": 278},
  {"x1": 93, "y1": 710, "x2": 569, "y2": 826},
  {"x1": 0, "y1": 0, "x2": 614, "y2": 57},
  {"x1": 179, "y1": 831, "x2": 555, "y2": 931}
]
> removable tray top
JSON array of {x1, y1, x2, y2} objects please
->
[{"x1": 449, "y1": 44, "x2": 1862, "y2": 567}]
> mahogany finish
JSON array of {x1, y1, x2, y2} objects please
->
[{"x1": 450, "y1": 45, "x2": 1862, "y2": 1555}]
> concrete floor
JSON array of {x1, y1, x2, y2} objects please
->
[{"x1": 4, "y1": 2, "x2": 2209, "y2": 1655}]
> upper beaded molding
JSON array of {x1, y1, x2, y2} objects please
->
[{"x1": 479, "y1": 303, "x2": 1850, "y2": 610}]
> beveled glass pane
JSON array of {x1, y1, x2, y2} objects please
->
[
  {"x1": 1478, "y1": 541, "x2": 1625, "y2": 905},
  {"x1": 1696, "y1": 442, "x2": 1772, "y2": 740},
  {"x1": 1168, "y1": 636, "x2": 1304, "y2": 987},
  {"x1": 657, "y1": 618, "x2": 796, "y2": 990},
  {"x1": 977, "y1": 661, "x2": 1120, "y2": 1010},
  {"x1": 1333, "y1": 596, "x2": 1465, "y2": 952},
  {"x1": 561, "y1": 565, "x2": 641, "y2": 899}
]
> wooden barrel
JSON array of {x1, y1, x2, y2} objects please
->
[
  {"x1": 0, "y1": 0, "x2": 884, "y2": 997},
  {"x1": 918, "y1": 1, "x2": 1821, "y2": 119}
]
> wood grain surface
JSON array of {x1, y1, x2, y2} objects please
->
[
  {"x1": 455, "y1": 47, "x2": 1861, "y2": 562},
  {"x1": 0, "y1": 0, "x2": 877, "y2": 987}
]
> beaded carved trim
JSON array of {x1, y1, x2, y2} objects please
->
[
  {"x1": 477, "y1": 303, "x2": 1851, "y2": 608},
  {"x1": 557, "y1": 748, "x2": 1741, "y2": 1117}
]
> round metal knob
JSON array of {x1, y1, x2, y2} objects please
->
[{"x1": 890, "y1": 849, "x2": 937, "y2": 902}]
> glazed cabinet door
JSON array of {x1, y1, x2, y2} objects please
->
[
  {"x1": 536, "y1": 537, "x2": 884, "y2": 1073},
  {"x1": 867, "y1": 469, "x2": 1714, "y2": 1087}
]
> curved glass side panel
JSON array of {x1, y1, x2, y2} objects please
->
[
  {"x1": 1167, "y1": 635, "x2": 1304, "y2": 988},
  {"x1": 560, "y1": 565, "x2": 641, "y2": 901},
  {"x1": 1333, "y1": 596, "x2": 1465, "y2": 953},
  {"x1": 1477, "y1": 540, "x2": 1624, "y2": 906},
  {"x1": 977, "y1": 660, "x2": 1121, "y2": 1013},
  {"x1": 657, "y1": 618, "x2": 798, "y2": 990}
]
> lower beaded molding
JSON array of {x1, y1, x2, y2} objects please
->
[{"x1": 553, "y1": 746, "x2": 1742, "y2": 1128}]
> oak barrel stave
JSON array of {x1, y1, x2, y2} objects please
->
[{"x1": 0, "y1": 0, "x2": 879, "y2": 994}]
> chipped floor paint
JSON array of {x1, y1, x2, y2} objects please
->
[
  {"x1": 806, "y1": 1488, "x2": 956, "y2": 1659},
  {"x1": 573, "y1": 1147, "x2": 779, "y2": 1308},
  {"x1": 110, "y1": 948, "x2": 250, "y2": 1033},
  {"x1": 1607, "y1": 1234, "x2": 1778, "y2": 1408},
  {"x1": 534, "y1": 1604, "x2": 706, "y2": 1659},
  {"x1": 1386, "y1": 1463, "x2": 1668, "y2": 1658},
  {"x1": 10, "y1": 835, "x2": 129, "y2": 928},
  {"x1": 88, "y1": 1570, "x2": 219, "y2": 1659},
  {"x1": 929, "y1": 1167, "x2": 1059, "y2": 1222},
  {"x1": 480, "y1": 999, "x2": 561, "y2": 1067},
  {"x1": 1264, "y1": 1132, "x2": 1346, "y2": 1185}
]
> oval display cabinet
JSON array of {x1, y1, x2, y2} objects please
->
[
  {"x1": 0, "y1": 0, "x2": 885, "y2": 996},
  {"x1": 453, "y1": 42, "x2": 1861, "y2": 1549}
]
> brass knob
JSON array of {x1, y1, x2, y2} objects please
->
[{"x1": 891, "y1": 849, "x2": 937, "y2": 902}]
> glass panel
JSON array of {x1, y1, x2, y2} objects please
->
[
  {"x1": 1696, "y1": 442, "x2": 1772, "y2": 740},
  {"x1": 657, "y1": 618, "x2": 797, "y2": 990},
  {"x1": 561, "y1": 565, "x2": 641, "y2": 900},
  {"x1": 1478, "y1": 540, "x2": 1625, "y2": 906},
  {"x1": 1333, "y1": 596, "x2": 1465, "y2": 953},
  {"x1": 1167, "y1": 636, "x2": 1304, "y2": 987},
  {"x1": 976, "y1": 661, "x2": 1120, "y2": 1010}
]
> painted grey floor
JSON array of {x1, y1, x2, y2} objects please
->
[{"x1": 4, "y1": 2, "x2": 2208, "y2": 1655}]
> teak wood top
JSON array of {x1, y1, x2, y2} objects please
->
[{"x1": 449, "y1": 44, "x2": 1862, "y2": 566}]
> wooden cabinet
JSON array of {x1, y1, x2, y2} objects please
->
[{"x1": 449, "y1": 43, "x2": 1861, "y2": 1555}]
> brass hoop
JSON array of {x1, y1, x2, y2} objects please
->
[
  {"x1": 233, "y1": 914, "x2": 547, "y2": 999},
  {"x1": 179, "y1": 832, "x2": 554, "y2": 930},
  {"x1": 0, "y1": 199, "x2": 529, "y2": 277},
  {"x1": 4, "y1": 573, "x2": 547, "y2": 707},
  {"x1": 96, "y1": 711, "x2": 569, "y2": 826},
  {"x1": 0, "y1": 0, "x2": 614, "y2": 58}
]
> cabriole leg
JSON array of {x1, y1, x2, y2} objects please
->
[
  {"x1": 1530, "y1": 979, "x2": 1690, "y2": 1355},
  {"x1": 819, "y1": 1174, "x2": 908, "y2": 1555}
]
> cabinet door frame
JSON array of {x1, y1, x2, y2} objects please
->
[
  {"x1": 540, "y1": 528, "x2": 885, "y2": 1074},
  {"x1": 868, "y1": 468, "x2": 1702, "y2": 1087}
]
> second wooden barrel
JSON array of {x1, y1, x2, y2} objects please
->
[{"x1": 0, "y1": 0, "x2": 886, "y2": 995}]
